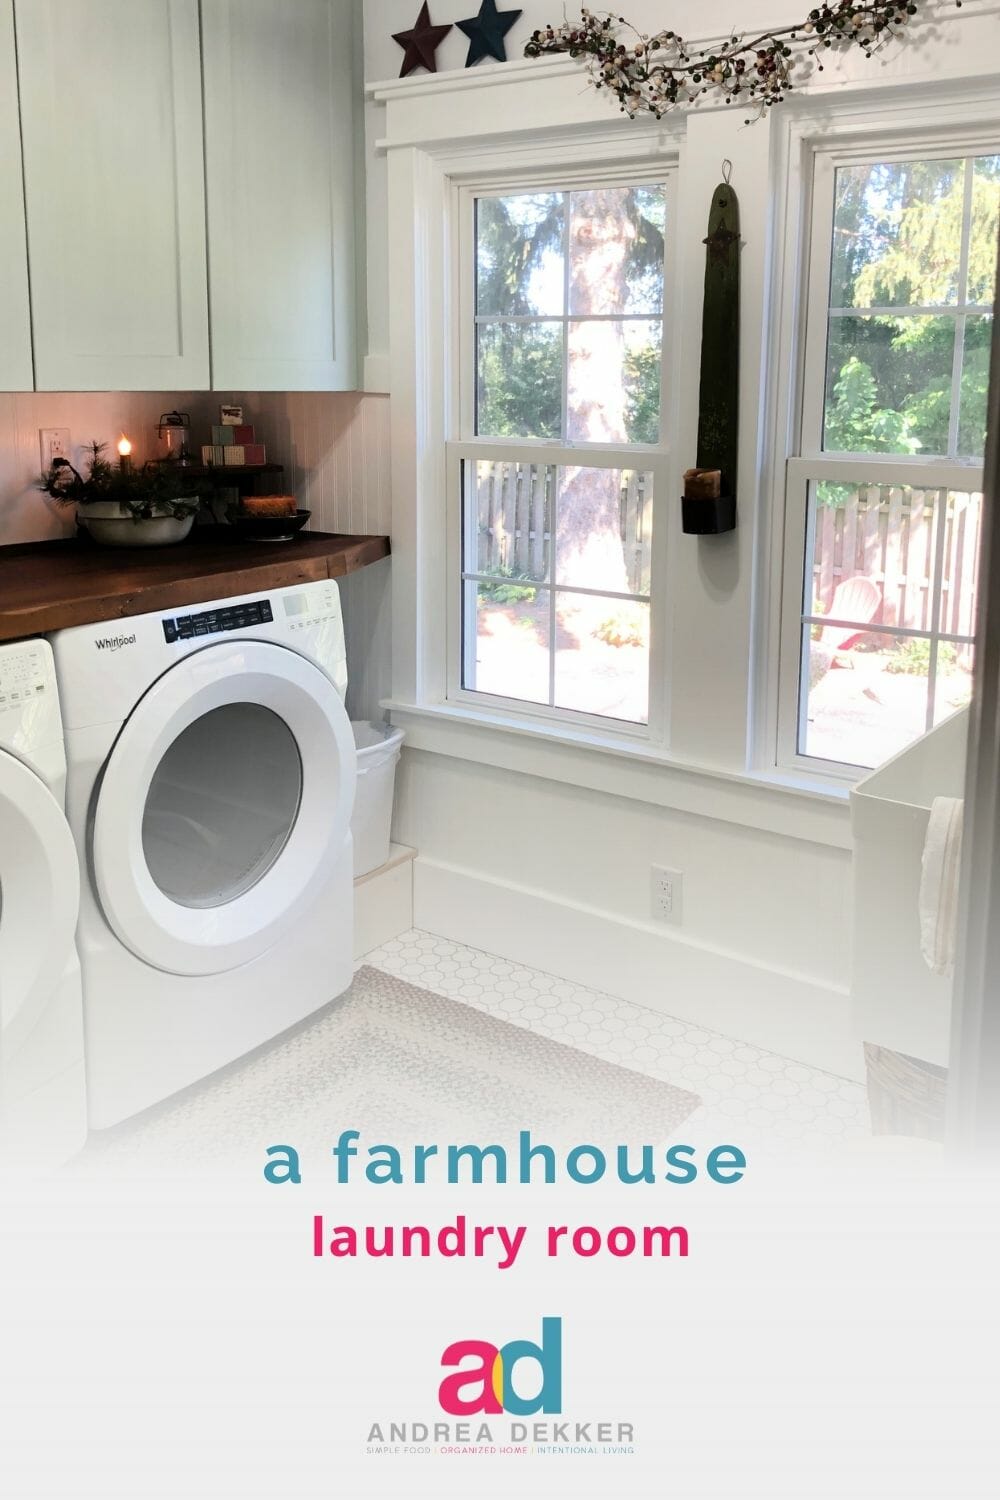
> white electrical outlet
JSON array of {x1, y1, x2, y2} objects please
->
[
  {"x1": 39, "y1": 428, "x2": 71, "y2": 470},
  {"x1": 651, "y1": 865, "x2": 683, "y2": 924}
]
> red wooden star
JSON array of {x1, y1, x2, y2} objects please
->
[{"x1": 392, "y1": 2, "x2": 453, "y2": 77}]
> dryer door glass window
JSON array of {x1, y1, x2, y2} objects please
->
[
  {"x1": 142, "y1": 704, "x2": 303, "y2": 909},
  {"x1": 93, "y1": 638, "x2": 355, "y2": 976}
]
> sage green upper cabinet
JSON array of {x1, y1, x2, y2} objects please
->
[
  {"x1": 0, "y1": 0, "x2": 32, "y2": 390},
  {"x1": 14, "y1": 0, "x2": 210, "y2": 391},
  {"x1": 202, "y1": 0, "x2": 357, "y2": 391}
]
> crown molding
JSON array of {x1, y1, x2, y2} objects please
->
[
  {"x1": 367, "y1": 53, "x2": 576, "y2": 103},
  {"x1": 365, "y1": 0, "x2": 994, "y2": 105}
]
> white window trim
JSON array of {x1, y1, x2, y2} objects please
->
[
  {"x1": 447, "y1": 443, "x2": 673, "y2": 743},
  {"x1": 446, "y1": 166, "x2": 676, "y2": 743},
  {"x1": 777, "y1": 461, "x2": 983, "y2": 781},
  {"x1": 377, "y1": 118, "x2": 853, "y2": 841},
  {"x1": 376, "y1": 47, "x2": 998, "y2": 833},
  {"x1": 382, "y1": 125, "x2": 684, "y2": 728},
  {"x1": 759, "y1": 88, "x2": 1000, "y2": 787}
]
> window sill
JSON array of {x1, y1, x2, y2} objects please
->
[{"x1": 383, "y1": 698, "x2": 853, "y2": 851}]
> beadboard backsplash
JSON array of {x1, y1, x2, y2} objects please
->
[{"x1": 0, "y1": 390, "x2": 392, "y2": 722}]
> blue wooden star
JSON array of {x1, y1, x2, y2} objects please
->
[{"x1": 457, "y1": 0, "x2": 522, "y2": 67}]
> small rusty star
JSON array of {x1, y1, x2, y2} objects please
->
[{"x1": 703, "y1": 225, "x2": 739, "y2": 265}]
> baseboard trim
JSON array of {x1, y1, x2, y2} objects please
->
[
  {"x1": 355, "y1": 845, "x2": 415, "y2": 958},
  {"x1": 413, "y1": 857, "x2": 863, "y2": 1082},
  {"x1": 354, "y1": 841, "x2": 417, "y2": 888}
]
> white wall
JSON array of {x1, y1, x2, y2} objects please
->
[
  {"x1": 363, "y1": 1, "x2": 996, "y2": 1075},
  {"x1": 0, "y1": 389, "x2": 391, "y2": 721}
]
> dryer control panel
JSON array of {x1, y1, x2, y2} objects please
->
[
  {"x1": 0, "y1": 638, "x2": 63, "y2": 762},
  {"x1": 280, "y1": 582, "x2": 343, "y2": 631},
  {"x1": 0, "y1": 640, "x2": 50, "y2": 709},
  {"x1": 162, "y1": 598, "x2": 273, "y2": 643},
  {"x1": 50, "y1": 579, "x2": 349, "y2": 731}
]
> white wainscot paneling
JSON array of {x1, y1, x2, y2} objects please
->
[
  {"x1": 243, "y1": 391, "x2": 392, "y2": 720},
  {"x1": 0, "y1": 390, "x2": 393, "y2": 551},
  {"x1": 202, "y1": 0, "x2": 357, "y2": 391},
  {"x1": 0, "y1": 391, "x2": 215, "y2": 546},
  {"x1": 393, "y1": 749, "x2": 861, "y2": 1080},
  {"x1": 15, "y1": 0, "x2": 210, "y2": 392}
]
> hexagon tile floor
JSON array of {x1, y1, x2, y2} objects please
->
[{"x1": 361, "y1": 930, "x2": 871, "y2": 1155}]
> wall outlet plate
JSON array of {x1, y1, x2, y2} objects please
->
[
  {"x1": 651, "y1": 864, "x2": 683, "y2": 925},
  {"x1": 39, "y1": 428, "x2": 71, "y2": 470}
]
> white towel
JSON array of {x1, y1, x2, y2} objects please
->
[{"x1": 919, "y1": 797, "x2": 964, "y2": 978}]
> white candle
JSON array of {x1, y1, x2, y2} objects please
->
[{"x1": 117, "y1": 435, "x2": 133, "y2": 473}]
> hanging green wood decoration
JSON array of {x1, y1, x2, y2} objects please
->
[{"x1": 682, "y1": 165, "x2": 740, "y2": 535}]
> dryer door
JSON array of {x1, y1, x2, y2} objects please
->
[
  {"x1": 91, "y1": 640, "x2": 356, "y2": 976},
  {"x1": 0, "y1": 753, "x2": 80, "y2": 1055}
]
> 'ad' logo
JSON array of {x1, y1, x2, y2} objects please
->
[{"x1": 439, "y1": 1317, "x2": 562, "y2": 1416}]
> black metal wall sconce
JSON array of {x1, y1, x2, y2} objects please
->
[
  {"x1": 681, "y1": 482, "x2": 737, "y2": 536},
  {"x1": 683, "y1": 161, "x2": 740, "y2": 538}
]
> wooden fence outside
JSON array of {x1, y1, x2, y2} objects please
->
[
  {"x1": 475, "y1": 462, "x2": 653, "y2": 595},
  {"x1": 812, "y1": 485, "x2": 982, "y2": 643},
  {"x1": 475, "y1": 471, "x2": 981, "y2": 641}
]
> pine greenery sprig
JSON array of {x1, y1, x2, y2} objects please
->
[
  {"x1": 524, "y1": 3, "x2": 963, "y2": 122},
  {"x1": 39, "y1": 440, "x2": 203, "y2": 522}
]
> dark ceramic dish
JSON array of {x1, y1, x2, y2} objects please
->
[{"x1": 232, "y1": 508, "x2": 311, "y2": 542}]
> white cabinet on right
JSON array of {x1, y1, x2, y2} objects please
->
[{"x1": 202, "y1": 0, "x2": 358, "y2": 392}]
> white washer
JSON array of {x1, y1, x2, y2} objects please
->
[
  {"x1": 50, "y1": 580, "x2": 356, "y2": 1128},
  {"x1": 0, "y1": 639, "x2": 87, "y2": 1166}
]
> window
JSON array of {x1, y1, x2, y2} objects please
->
[
  {"x1": 779, "y1": 147, "x2": 999, "y2": 774},
  {"x1": 449, "y1": 179, "x2": 670, "y2": 732}
]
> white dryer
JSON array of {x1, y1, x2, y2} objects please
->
[
  {"x1": 0, "y1": 639, "x2": 87, "y2": 1165},
  {"x1": 50, "y1": 580, "x2": 357, "y2": 1128}
]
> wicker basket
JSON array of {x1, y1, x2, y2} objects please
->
[{"x1": 864, "y1": 1043, "x2": 948, "y2": 1142}]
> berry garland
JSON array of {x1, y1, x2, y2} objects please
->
[{"x1": 524, "y1": 3, "x2": 964, "y2": 122}]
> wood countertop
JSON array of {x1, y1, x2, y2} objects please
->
[{"x1": 0, "y1": 531, "x2": 390, "y2": 642}]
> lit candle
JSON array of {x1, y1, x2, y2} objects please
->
[{"x1": 117, "y1": 435, "x2": 133, "y2": 473}]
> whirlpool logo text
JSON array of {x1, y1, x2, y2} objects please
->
[
  {"x1": 94, "y1": 633, "x2": 137, "y2": 652},
  {"x1": 439, "y1": 1317, "x2": 562, "y2": 1416}
]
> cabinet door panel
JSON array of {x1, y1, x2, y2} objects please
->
[
  {"x1": 0, "y1": 0, "x2": 32, "y2": 390},
  {"x1": 203, "y1": 0, "x2": 357, "y2": 391},
  {"x1": 15, "y1": 0, "x2": 209, "y2": 391}
]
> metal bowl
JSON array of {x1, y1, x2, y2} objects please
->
[{"x1": 79, "y1": 510, "x2": 196, "y2": 548}]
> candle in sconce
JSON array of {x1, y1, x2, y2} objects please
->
[
  {"x1": 683, "y1": 467, "x2": 722, "y2": 501},
  {"x1": 117, "y1": 435, "x2": 133, "y2": 473}
]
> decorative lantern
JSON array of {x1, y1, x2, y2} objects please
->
[{"x1": 156, "y1": 410, "x2": 193, "y2": 464}]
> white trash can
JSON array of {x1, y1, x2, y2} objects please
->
[{"x1": 351, "y1": 721, "x2": 405, "y2": 878}]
